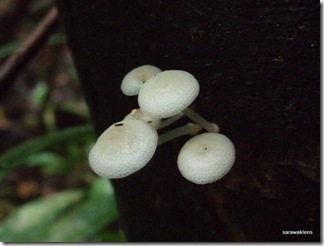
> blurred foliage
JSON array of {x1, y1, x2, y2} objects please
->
[
  {"x1": 0, "y1": 32, "x2": 67, "y2": 59},
  {"x1": 0, "y1": 190, "x2": 84, "y2": 242},
  {"x1": 0, "y1": 121, "x2": 126, "y2": 242},
  {"x1": 0, "y1": 124, "x2": 94, "y2": 180},
  {"x1": 0, "y1": 1, "x2": 125, "y2": 242},
  {"x1": 0, "y1": 178, "x2": 124, "y2": 242}
]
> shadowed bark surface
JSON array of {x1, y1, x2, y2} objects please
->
[{"x1": 55, "y1": 1, "x2": 320, "y2": 242}]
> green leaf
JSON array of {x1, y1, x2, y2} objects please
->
[
  {"x1": 26, "y1": 152, "x2": 69, "y2": 176},
  {"x1": 31, "y1": 81, "x2": 49, "y2": 107},
  {"x1": 44, "y1": 178, "x2": 118, "y2": 242},
  {"x1": 0, "y1": 190, "x2": 84, "y2": 242},
  {"x1": 0, "y1": 40, "x2": 21, "y2": 59},
  {"x1": 48, "y1": 32, "x2": 67, "y2": 45},
  {"x1": 98, "y1": 230, "x2": 127, "y2": 242},
  {"x1": 26, "y1": 152, "x2": 66, "y2": 167},
  {"x1": 0, "y1": 124, "x2": 95, "y2": 181},
  {"x1": 0, "y1": 33, "x2": 67, "y2": 59}
]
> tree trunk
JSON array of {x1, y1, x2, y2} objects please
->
[{"x1": 55, "y1": 1, "x2": 320, "y2": 242}]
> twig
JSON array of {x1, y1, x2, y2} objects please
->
[{"x1": 0, "y1": 7, "x2": 59, "y2": 98}]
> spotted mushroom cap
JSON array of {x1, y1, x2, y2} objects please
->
[
  {"x1": 89, "y1": 119, "x2": 158, "y2": 179},
  {"x1": 121, "y1": 65, "x2": 162, "y2": 96},
  {"x1": 138, "y1": 70, "x2": 200, "y2": 118},
  {"x1": 177, "y1": 133, "x2": 235, "y2": 184},
  {"x1": 124, "y1": 108, "x2": 161, "y2": 129}
]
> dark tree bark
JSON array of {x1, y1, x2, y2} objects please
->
[{"x1": 55, "y1": 1, "x2": 320, "y2": 242}]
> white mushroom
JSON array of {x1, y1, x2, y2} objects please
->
[
  {"x1": 158, "y1": 123, "x2": 202, "y2": 145},
  {"x1": 121, "y1": 65, "x2": 161, "y2": 96},
  {"x1": 177, "y1": 133, "x2": 235, "y2": 184},
  {"x1": 88, "y1": 119, "x2": 158, "y2": 179},
  {"x1": 124, "y1": 108, "x2": 161, "y2": 129},
  {"x1": 124, "y1": 108, "x2": 189, "y2": 132},
  {"x1": 138, "y1": 70, "x2": 200, "y2": 118},
  {"x1": 159, "y1": 112, "x2": 185, "y2": 129},
  {"x1": 182, "y1": 108, "x2": 219, "y2": 133},
  {"x1": 137, "y1": 69, "x2": 219, "y2": 132}
]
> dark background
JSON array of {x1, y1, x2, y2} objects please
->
[{"x1": 56, "y1": 0, "x2": 320, "y2": 242}]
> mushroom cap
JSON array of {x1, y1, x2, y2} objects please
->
[
  {"x1": 124, "y1": 108, "x2": 161, "y2": 129},
  {"x1": 121, "y1": 65, "x2": 162, "y2": 96},
  {"x1": 89, "y1": 119, "x2": 158, "y2": 178},
  {"x1": 177, "y1": 133, "x2": 235, "y2": 184},
  {"x1": 138, "y1": 70, "x2": 200, "y2": 118}
]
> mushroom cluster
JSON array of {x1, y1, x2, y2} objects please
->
[{"x1": 88, "y1": 65, "x2": 235, "y2": 184}]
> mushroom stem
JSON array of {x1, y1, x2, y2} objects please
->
[
  {"x1": 182, "y1": 108, "x2": 220, "y2": 133},
  {"x1": 158, "y1": 123, "x2": 202, "y2": 145},
  {"x1": 159, "y1": 112, "x2": 184, "y2": 129}
]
